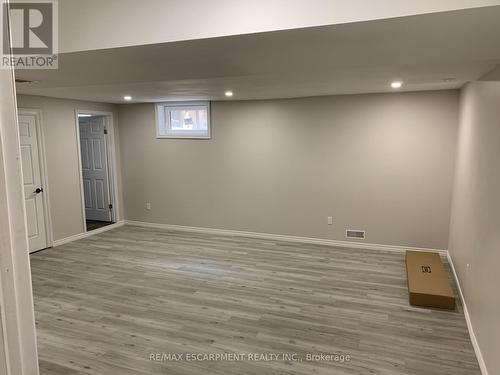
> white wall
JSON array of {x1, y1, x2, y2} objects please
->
[
  {"x1": 0, "y1": 63, "x2": 39, "y2": 375},
  {"x1": 59, "y1": 0, "x2": 500, "y2": 53},
  {"x1": 119, "y1": 90, "x2": 459, "y2": 249},
  {"x1": 16, "y1": 95, "x2": 123, "y2": 241},
  {"x1": 448, "y1": 81, "x2": 500, "y2": 374}
]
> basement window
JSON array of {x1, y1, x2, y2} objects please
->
[{"x1": 155, "y1": 101, "x2": 211, "y2": 139}]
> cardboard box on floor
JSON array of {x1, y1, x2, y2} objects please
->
[{"x1": 406, "y1": 251, "x2": 455, "y2": 310}]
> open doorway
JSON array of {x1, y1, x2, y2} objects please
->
[{"x1": 76, "y1": 110, "x2": 118, "y2": 232}]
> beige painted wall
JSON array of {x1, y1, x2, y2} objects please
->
[
  {"x1": 16, "y1": 95, "x2": 123, "y2": 241},
  {"x1": 119, "y1": 90, "x2": 458, "y2": 249},
  {"x1": 449, "y1": 82, "x2": 500, "y2": 374}
]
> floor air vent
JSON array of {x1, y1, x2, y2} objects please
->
[{"x1": 346, "y1": 230, "x2": 366, "y2": 239}]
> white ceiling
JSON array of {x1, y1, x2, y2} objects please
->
[
  {"x1": 16, "y1": 6, "x2": 500, "y2": 103},
  {"x1": 58, "y1": 0, "x2": 500, "y2": 53}
]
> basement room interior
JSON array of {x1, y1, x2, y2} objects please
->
[{"x1": 0, "y1": 1, "x2": 499, "y2": 375}]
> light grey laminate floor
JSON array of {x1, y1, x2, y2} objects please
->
[{"x1": 30, "y1": 225, "x2": 480, "y2": 375}]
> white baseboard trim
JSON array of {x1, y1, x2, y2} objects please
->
[
  {"x1": 447, "y1": 252, "x2": 488, "y2": 375},
  {"x1": 124, "y1": 220, "x2": 446, "y2": 254},
  {"x1": 53, "y1": 220, "x2": 125, "y2": 247}
]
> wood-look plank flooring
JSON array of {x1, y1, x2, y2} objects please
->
[{"x1": 30, "y1": 225, "x2": 480, "y2": 375}]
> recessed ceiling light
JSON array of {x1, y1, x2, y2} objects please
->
[
  {"x1": 123, "y1": 95, "x2": 132, "y2": 101},
  {"x1": 224, "y1": 91, "x2": 233, "y2": 97},
  {"x1": 78, "y1": 113, "x2": 92, "y2": 117},
  {"x1": 391, "y1": 81, "x2": 403, "y2": 89}
]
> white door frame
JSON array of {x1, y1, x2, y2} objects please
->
[
  {"x1": 0, "y1": 57, "x2": 40, "y2": 375},
  {"x1": 75, "y1": 109, "x2": 119, "y2": 232},
  {"x1": 18, "y1": 108, "x2": 54, "y2": 250}
]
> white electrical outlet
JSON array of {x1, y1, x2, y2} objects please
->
[
  {"x1": 327, "y1": 216, "x2": 333, "y2": 225},
  {"x1": 146, "y1": 202, "x2": 151, "y2": 210}
]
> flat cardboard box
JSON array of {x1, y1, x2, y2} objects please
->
[{"x1": 406, "y1": 251, "x2": 455, "y2": 310}]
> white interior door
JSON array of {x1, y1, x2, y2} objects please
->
[
  {"x1": 18, "y1": 113, "x2": 48, "y2": 252},
  {"x1": 79, "y1": 116, "x2": 112, "y2": 222}
]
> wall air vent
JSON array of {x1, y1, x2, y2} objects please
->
[{"x1": 346, "y1": 230, "x2": 366, "y2": 239}]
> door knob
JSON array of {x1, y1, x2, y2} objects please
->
[{"x1": 34, "y1": 187, "x2": 43, "y2": 194}]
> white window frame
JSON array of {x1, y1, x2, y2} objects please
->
[{"x1": 155, "y1": 101, "x2": 211, "y2": 139}]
